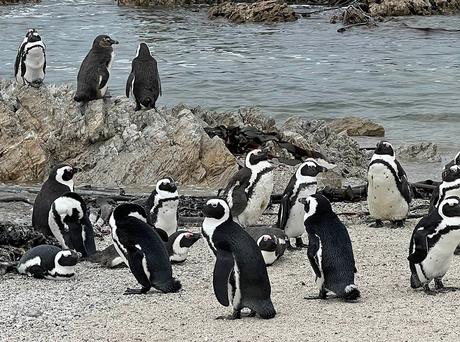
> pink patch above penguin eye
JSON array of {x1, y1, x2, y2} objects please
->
[
  {"x1": 263, "y1": 235, "x2": 272, "y2": 241},
  {"x1": 185, "y1": 233, "x2": 193, "y2": 238}
]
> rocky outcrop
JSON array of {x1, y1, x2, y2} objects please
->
[
  {"x1": 0, "y1": 81, "x2": 238, "y2": 188},
  {"x1": 0, "y1": 0, "x2": 40, "y2": 4},
  {"x1": 396, "y1": 142, "x2": 442, "y2": 162},
  {"x1": 327, "y1": 117, "x2": 385, "y2": 137},
  {"x1": 367, "y1": 0, "x2": 460, "y2": 16},
  {"x1": 208, "y1": 0, "x2": 298, "y2": 23}
]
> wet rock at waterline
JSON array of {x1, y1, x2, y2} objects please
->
[
  {"x1": 208, "y1": 0, "x2": 298, "y2": 23},
  {"x1": 327, "y1": 117, "x2": 385, "y2": 137},
  {"x1": 396, "y1": 142, "x2": 442, "y2": 163},
  {"x1": 0, "y1": 0, "x2": 40, "y2": 4},
  {"x1": 367, "y1": 0, "x2": 460, "y2": 16}
]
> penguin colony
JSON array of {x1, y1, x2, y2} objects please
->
[{"x1": 10, "y1": 29, "x2": 460, "y2": 318}]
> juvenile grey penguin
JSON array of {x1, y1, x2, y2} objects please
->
[
  {"x1": 300, "y1": 194, "x2": 360, "y2": 301},
  {"x1": 48, "y1": 192, "x2": 96, "y2": 257},
  {"x1": 245, "y1": 226, "x2": 286, "y2": 266},
  {"x1": 145, "y1": 177, "x2": 179, "y2": 237},
  {"x1": 17, "y1": 245, "x2": 78, "y2": 280},
  {"x1": 408, "y1": 196, "x2": 460, "y2": 294},
  {"x1": 167, "y1": 230, "x2": 201, "y2": 263},
  {"x1": 201, "y1": 198, "x2": 276, "y2": 319},
  {"x1": 32, "y1": 164, "x2": 78, "y2": 236},
  {"x1": 109, "y1": 203, "x2": 181, "y2": 295},
  {"x1": 429, "y1": 164, "x2": 460, "y2": 213},
  {"x1": 367, "y1": 141, "x2": 412, "y2": 227},
  {"x1": 222, "y1": 149, "x2": 274, "y2": 227},
  {"x1": 126, "y1": 42, "x2": 162, "y2": 111},
  {"x1": 277, "y1": 159, "x2": 325, "y2": 249},
  {"x1": 74, "y1": 35, "x2": 119, "y2": 102},
  {"x1": 14, "y1": 28, "x2": 46, "y2": 87}
]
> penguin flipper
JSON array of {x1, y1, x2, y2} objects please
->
[
  {"x1": 126, "y1": 246, "x2": 152, "y2": 289},
  {"x1": 68, "y1": 220, "x2": 87, "y2": 256},
  {"x1": 408, "y1": 230, "x2": 429, "y2": 263},
  {"x1": 213, "y1": 249, "x2": 234, "y2": 307},
  {"x1": 98, "y1": 67, "x2": 110, "y2": 90},
  {"x1": 126, "y1": 72, "x2": 134, "y2": 98},
  {"x1": 83, "y1": 215, "x2": 97, "y2": 256},
  {"x1": 307, "y1": 234, "x2": 322, "y2": 279},
  {"x1": 27, "y1": 265, "x2": 46, "y2": 278},
  {"x1": 155, "y1": 227, "x2": 169, "y2": 242},
  {"x1": 395, "y1": 160, "x2": 412, "y2": 204},
  {"x1": 277, "y1": 194, "x2": 290, "y2": 229}
]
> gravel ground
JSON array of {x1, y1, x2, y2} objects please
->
[{"x1": 1, "y1": 199, "x2": 460, "y2": 342}]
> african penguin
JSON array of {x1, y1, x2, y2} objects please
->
[
  {"x1": 222, "y1": 149, "x2": 274, "y2": 227},
  {"x1": 408, "y1": 196, "x2": 460, "y2": 294},
  {"x1": 277, "y1": 159, "x2": 325, "y2": 249},
  {"x1": 429, "y1": 165, "x2": 460, "y2": 213},
  {"x1": 74, "y1": 35, "x2": 118, "y2": 103},
  {"x1": 48, "y1": 192, "x2": 96, "y2": 257},
  {"x1": 443, "y1": 151, "x2": 460, "y2": 171},
  {"x1": 201, "y1": 198, "x2": 276, "y2": 319},
  {"x1": 109, "y1": 203, "x2": 181, "y2": 295},
  {"x1": 300, "y1": 194, "x2": 360, "y2": 301},
  {"x1": 167, "y1": 230, "x2": 201, "y2": 263},
  {"x1": 14, "y1": 28, "x2": 46, "y2": 88},
  {"x1": 367, "y1": 141, "x2": 412, "y2": 227},
  {"x1": 32, "y1": 164, "x2": 78, "y2": 236},
  {"x1": 145, "y1": 177, "x2": 179, "y2": 237},
  {"x1": 17, "y1": 245, "x2": 78, "y2": 280},
  {"x1": 245, "y1": 226, "x2": 286, "y2": 266},
  {"x1": 126, "y1": 42, "x2": 162, "y2": 111}
]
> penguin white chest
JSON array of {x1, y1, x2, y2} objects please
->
[
  {"x1": 239, "y1": 171, "x2": 273, "y2": 226},
  {"x1": 261, "y1": 250, "x2": 277, "y2": 266},
  {"x1": 368, "y1": 164, "x2": 408, "y2": 220},
  {"x1": 154, "y1": 200, "x2": 178, "y2": 236},
  {"x1": 22, "y1": 46, "x2": 45, "y2": 84},
  {"x1": 285, "y1": 187, "x2": 316, "y2": 239},
  {"x1": 229, "y1": 262, "x2": 242, "y2": 309},
  {"x1": 100, "y1": 51, "x2": 114, "y2": 97}
]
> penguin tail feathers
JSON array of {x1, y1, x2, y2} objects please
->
[
  {"x1": 254, "y1": 300, "x2": 276, "y2": 319},
  {"x1": 156, "y1": 278, "x2": 182, "y2": 293},
  {"x1": 341, "y1": 284, "x2": 360, "y2": 301}
]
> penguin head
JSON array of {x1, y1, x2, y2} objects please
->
[
  {"x1": 25, "y1": 28, "x2": 41, "y2": 43},
  {"x1": 298, "y1": 159, "x2": 325, "y2": 178},
  {"x1": 442, "y1": 165, "x2": 460, "y2": 182},
  {"x1": 56, "y1": 249, "x2": 78, "y2": 267},
  {"x1": 257, "y1": 235, "x2": 277, "y2": 252},
  {"x1": 156, "y1": 177, "x2": 178, "y2": 194},
  {"x1": 136, "y1": 43, "x2": 152, "y2": 59},
  {"x1": 439, "y1": 196, "x2": 460, "y2": 219},
  {"x1": 93, "y1": 35, "x2": 119, "y2": 49},
  {"x1": 202, "y1": 198, "x2": 231, "y2": 222},
  {"x1": 299, "y1": 194, "x2": 332, "y2": 220},
  {"x1": 444, "y1": 152, "x2": 460, "y2": 172},
  {"x1": 374, "y1": 141, "x2": 394, "y2": 157},
  {"x1": 50, "y1": 164, "x2": 78, "y2": 185},
  {"x1": 177, "y1": 231, "x2": 202, "y2": 248},
  {"x1": 246, "y1": 148, "x2": 270, "y2": 167},
  {"x1": 110, "y1": 203, "x2": 147, "y2": 226}
]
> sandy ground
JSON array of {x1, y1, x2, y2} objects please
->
[{"x1": 1, "y1": 199, "x2": 460, "y2": 342}]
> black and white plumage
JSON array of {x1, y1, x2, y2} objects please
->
[
  {"x1": 74, "y1": 35, "x2": 118, "y2": 102},
  {"x1": 245, "y1": 226, "x2": 286, "y2": 266},
  {"x1": 408, "y1": 196, "x2": 460, "y2": 294},
  {"x1": 109, "y1": 203, "x2": 181, "y2": 295},
  {"x1": 429, "y1": 164, "x2": 460, "y2": 213},
  {"x1": 17, "y1": 245, "x2": 78, "y2": 280},
  {"x1": 300, "y1": 194, "x2": 360, "y2": 301},
  {"x1": 15, "y1": 29, "x2": 46, "y2": 88},
  {"x1": 48, "y1": 192, "x2": 96, "y2": 257},
  {"x1": 367, "y1": 141, "x2": 412, "y2": 227},
  {"x1": 126, "y1": 42, "x2": 162, "y2": 111},
  {"x1": 201, "y1": 198, "x2": 276, "y2": 319},
  {"x1": 167, "y1": 231, "x2": 201, "y2": 263},
  {"x1": 222, "y1": 149, "x2": 274, "y2": 227},
  {"x1": 443, "y1": 151, "x2": 460, "y2": 172},
  {"x1": 145, "y1": 177, "x2": 179, "y2": 237},
  {"x1": 32, "y1": 164, "x2": 78, "y2": 236},
  {"x1": 277, "y1": 159, "x2": 325, "y2": 249}
]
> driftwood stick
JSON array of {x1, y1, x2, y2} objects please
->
[{"x1": 0, "y1": 197, "x2": 33, "y2": 205}]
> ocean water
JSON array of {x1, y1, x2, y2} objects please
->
[{"x1": 0, "y1": 0, "x2": 459, "y2": 181}]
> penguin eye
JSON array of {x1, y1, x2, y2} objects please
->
[{"x1": 211, "y1": 203, "x2": 217, "y2": 208}]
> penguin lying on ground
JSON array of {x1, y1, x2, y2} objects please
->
[
  {"x1": 222, "y1": 149, "x2": 274, "y2": 227},
  {"x1": 278, "y1": 159, "x2": 325, "y2": 249},
  {"x1": 408, "y1": 196, "x2": 460, "y2": 294},
  {"x1": 126, "y1": 42, "x2": 162, "y2": 111},
  {"x1": 109, "y1": 203, "x2": 181, "y2": 295},
  {"x1": 300, "y1": 194, "x2": 360, "y2": 301},
  {"x1": 17, "y1": 245, "x2": 78, "y2": 280},
  {"x1": 74, "y1": 35, "x2": 118, "y2": 103},
  {"x1": 201, "y1": 198, "x2": 276, "y2": 319},
  {"x1": 367, "y1": 141, "x2": 412, "y2": 227},
  {"x1": 145, "y1": 177, "x2": 179, "y2": 237},
  {"x1": 15, "y1": 28, "x2": 46, "y2": 87},
  {"x1": 48, "y1": 192, "x2": 96, "y2": 257},
  {"x1": 32, "y1": 164, "x2": 78, "y2": 236},
  {"x1": 245, "y1": 226, "x2": 286, "y2": 266}
]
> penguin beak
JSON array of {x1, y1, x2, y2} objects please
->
[
  {"x1": 298, "y1": 198, "x2": 307, "y2": 205},
  {"x1": 110, "y1": 39, "x2": 119, "y2": 45}
]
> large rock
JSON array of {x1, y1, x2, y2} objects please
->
[
  {"x1": 0, "y1": 81, "x2": 238, "y2": 189},
  {"x1": 327, "y1": 117, "x2": 385, "y2": 137},
  {"x1": 0, "y1": 0, "x2": 40, "y2": 4},
  {"x1": 368, "y1": 0, "x2": 432, "y2": 16},
  {"x1": 208, "y1": 0, "x2": 298, "y2": 23},
  {"x1": 396, "y1": 142, "x2": 442, "y2": 162}
]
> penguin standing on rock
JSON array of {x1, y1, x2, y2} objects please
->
[
  {"x1": 145, "y1": 177, "x2": 179, "y2": 237},
  {"x1": 222, "y1": 149, "x2": 274, "y2": 227},
  {"x1": 15, "y1": 28, "x2": 46, "y2": 87},
  {"x1": 48, "y1": 192, "x2": 96, "y2": 257},
  {"x1": 277, "y1": 159, "x2": 325, "y2": 249},
  {"x1": 300, "y1": 194, "x2": 360, "y2": 301},
  {"x1": 109, "y1": 203, "x2": 181, "y2": 295},
  {"x1": 74, "y1": 35, "x2": 118, "y2": 103},
  {"x1": 32, "y1": 164, "x2": 78, "y2": 236},
  {"x1": 408, "y1": 196, "x2": 460, "y2": 294},
  {"x1": 367, "y1": 141, "x2": 412, "y2": 227},
  {"x1": 17, "y1": 245, "x2": 78, "y2": 280},
  {"x1": 126, "y1": 42, "x2": 162, "y2": 111},
  {"x1": 201, "y1": 198, "x2": 276, "y2": 319}
]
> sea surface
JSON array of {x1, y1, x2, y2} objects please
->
[{"x1": 0, "y1": 0, "x2": 459, "y2": 180}]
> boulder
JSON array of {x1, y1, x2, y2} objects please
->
[
  {"x1": 0, "y1": 81, "x2": 238, "y2": 189},
  {"x1": 208, "y1": 0, "x2": 298, "y2": 24},
  {"x1": 327, "y1": 117, "x2": 385, "y2": 137},
  {"x1": 0, "y1": 0, "x2": 40, "y2": 4},
  {"x1": 396, "y1": 142, "x2": 442, "y2": 163},
  {"x1": 368, "y1": 0, "x2": 432, "y2": 16}
]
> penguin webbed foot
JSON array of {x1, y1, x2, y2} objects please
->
[
  {"x1": 391, "y1": 220, "x2": 405, "y2": 228},
  {"x1": 123, "y1": 286, "x2": 150, "y2": 295},
  {"x1": 304, "y1": 289, "x2": 328, "y2": 300},
  {"x1": 286, "y1": 242, "x2": 297, "y2": 251},
  {"x1": 134, "y1": 103, "x2": 142, "y2": 111},
  {"x1": 434, "y1": 278, "x2": 458, "y2": 292},
  {"x1": 215, "y1": 310, "x2": 241, "y2": 320},
  {"x1": 369, "y1": 220, "x2": 383, "y2": 228},
  {"x1": 423, "y1": 284, "x2": 437, "y2": 295},
  {"x1": 295, "y1": 237, "x2": 308, "y2": 249}
]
